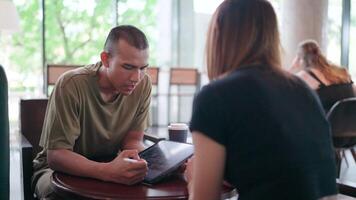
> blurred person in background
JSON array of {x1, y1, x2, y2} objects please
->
[{"x1": 290, "y1": 39, "x2": 355, "y2": 112}]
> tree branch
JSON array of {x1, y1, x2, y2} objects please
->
[{"x1": 55, "y1": 4, "x2": 71, "y2": 62}]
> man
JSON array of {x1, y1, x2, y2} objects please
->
[{"x1": 33, "y1": 25, "x2": 151, "y2": 199}]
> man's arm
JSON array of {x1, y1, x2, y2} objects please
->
[
  {"x1": 47, "y1": 149, "x2": 147, "y2": 185},
  {"x1": 121, "y1": 130, "x2": 146, "y2": 152},
  {"x1": 47, "y1": 149, "x2": 106, "y2": 180},
  {"x1": 121, "y1": 75, "x2": 152, "y2": 152}
]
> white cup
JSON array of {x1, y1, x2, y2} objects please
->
[{"x1": 168, "y1": 123, "x2": 189, "y2": 143}]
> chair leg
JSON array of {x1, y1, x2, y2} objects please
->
[
  {"x1": 342, "y1": 150, "x2": 349, "y2": 167},
  {"x1": 335, "y1": 150, "x2": 342, "y2": 178},
  {"x1": 351, "y1": 148, "x2": 356, "y2": 164}
]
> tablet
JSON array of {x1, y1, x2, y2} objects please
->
[{"x1": 139, "y1": 140, "x2": 194, "y2": 184}]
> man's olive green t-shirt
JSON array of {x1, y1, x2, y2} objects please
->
[{"x1": 33, "y1": 62, "x2": 151, "y2": 181}]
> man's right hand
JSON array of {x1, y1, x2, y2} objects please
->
[{"x1": 101, "y1": 149, "x2": 148, "y2": 185}]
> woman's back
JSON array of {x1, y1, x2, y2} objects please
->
[
  {"x1": 190, "y1": 64, "x2": 337, "y2": 200},
  {"x1": 187, "y1": 1, "x2": 337, "y2": 200},
  {"x1": 297, "y1": 68, "x2": 355, "y2": 112}
]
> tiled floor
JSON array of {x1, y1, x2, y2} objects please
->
[
  {"x1": 10, "y1": 127, "x2": 356, "y2": 200},
  {"x1": 10, "y1": 131, "x2": 22, "y2": 200},
  {"x1": 339, "y1": 150, "x2": 356, "y2": 182}
]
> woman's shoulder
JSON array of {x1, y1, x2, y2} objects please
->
[
  {"x1": 296, "y1": 69, "x2": 323, "y2": 90},
  {"x1": 205, "y1": 68, "x2": 255, "y2": 91}
]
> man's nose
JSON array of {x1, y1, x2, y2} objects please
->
[{"x1": 130, "y1": 69, "x2": 141, "y2": 82}]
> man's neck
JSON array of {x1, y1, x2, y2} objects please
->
[{"x1": 97, "y1": 67, "x2": 119, "y2": 102}]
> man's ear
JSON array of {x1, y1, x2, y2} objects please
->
[{"x1": 100, "y1": 51, "x2": 110, "y2": 68}]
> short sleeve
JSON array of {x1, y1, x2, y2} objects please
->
[
  {"x1": 189, "y1": 85, "x2": 227, "y2": 145},
  {"x1": 39, "y1": 78, "x2": 80, "y2": 150},
  {"x1": 130, "y1": 77, "x2": 152, "y2": 131}
]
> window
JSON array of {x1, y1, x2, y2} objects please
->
[
  {"x1": 349, "y1": 0, "x2": 356, "y2": 77},
  {"x1": 1, "y1": 0, "x2": 42, "y2": 128},
  {"x1": 118, "y1": 0, "x2": 159, "y2": 65},
  {"x1": 4, "y1": 0, "x2": 165, "y2": 126},
  {"x1": 44, "y1": 0, "x2": 160, "y2": 66},
  {"x1": 193, "y1": 0, "x2": 222, "y2": 70},
  {"x1": 2, "y1": 0, "x2": 42, "y2": 94},
  {"x1": 192, "y1": 0, "x2": 282, "y2": 70},
  {"x1": 327, "y1": 0, "x2": 342, "y2": 65}
]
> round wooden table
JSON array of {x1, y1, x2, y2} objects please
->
[{"x1": 51, "y1": 172, "x2": 237, "y2": 200}]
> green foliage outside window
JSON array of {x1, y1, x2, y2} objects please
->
[
  {"x1": 45, "y1": 0, "x2": 158, "y2": 65},
  {"x1": 118, "y1": 0, "x2": 158, "y2": 65},
  {"x1": 10, "y1": 0, "x2": 41, "y2": 81},
  {"x1": 45, "y1": 0, "x2": 114, "y2": 64}
]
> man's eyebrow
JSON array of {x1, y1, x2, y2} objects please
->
[{"x1": 122, "y1": 63, "x2": 149, "y2": 69}]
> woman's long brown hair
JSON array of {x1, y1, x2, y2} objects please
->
[
  {"x1": 298, "y1": 40, "x2": 351, "y2": 84},
  {"x1": 206, "y1": 0, "x2": 282, "y2": 80}
]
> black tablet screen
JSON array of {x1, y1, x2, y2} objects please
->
[{"x1": 139, "y1": 140, "x2": 194, "y2": 184}]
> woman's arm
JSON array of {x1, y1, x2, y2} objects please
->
[{"x1": 187, "y1": 131, "x2": 226, "y2": 200}]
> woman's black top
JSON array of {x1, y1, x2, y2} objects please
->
[
  {"x1": 306, "y1": 70, "x2": 355, "y2": 112},
  {"x1": 190, "y1": 64, "x2": 337, "y2": 200}
]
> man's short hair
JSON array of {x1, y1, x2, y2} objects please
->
[{"x1": 103, "y1": 25, "x2": 149, "y2": 53}]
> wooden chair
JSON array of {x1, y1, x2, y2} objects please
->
[
  {"x1": 146, "y1": 67, "x2": 159, "y2": 86},
  {"x1": 20, "y1": 99, "x2": 48, "y2": 200},
  {"x1": 326, "y1": 97, "x2": 356, "y2": 177},
  {"x1": 46, "y1": 64, "x2": 82, "y2": 95},
  {"x1": 0, "y1": 65, "x2": 10, "y2": 200},
  {"x1": 168, "y1": 67, "x2": 200, "y2": 124},
  {"x1": 142, "y1": 67, "x2": 164, "y2": 140},
  {"x1": 146, "y1": 67, "x2": 160, "y2": 126}
]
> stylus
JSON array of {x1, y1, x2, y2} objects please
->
[{"x1": 123, "y1": 158, "x2": 139, "y2": 163}]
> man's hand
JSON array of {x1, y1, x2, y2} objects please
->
[
  {"x1": 184, "y1": 157, "x2": 194, "y2": 195},
  {"x1": 101, "y1": 149, "x2": 148, "y2": 185},
  {"x1": 184, "y1": 157, "x2": 194, "y2": 183}
]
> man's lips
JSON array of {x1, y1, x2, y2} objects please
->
[{"x1": 125, "y1": 84, "x2": 136, "y2": 91}]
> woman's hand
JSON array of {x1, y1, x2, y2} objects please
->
[{"x1": 289, "y1": 56, "x2": 302, "y2": 73}]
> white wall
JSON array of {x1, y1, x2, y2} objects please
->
[{"x1": 280, "y1": 0, "x2": 329, "y2": 69}]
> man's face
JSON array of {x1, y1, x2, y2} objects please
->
[{"x1": 103, "y1": 39, "x2": 149, "y2": 96}]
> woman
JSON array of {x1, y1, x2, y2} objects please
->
[
  {"x1": 184, "y1": 1, "x2": 337, "y2": 200},
  {"x1": 292, "y1": 40, "x2": 355, "y2": 112}
]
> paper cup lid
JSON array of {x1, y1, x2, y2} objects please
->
[{"x1": 168, "y1": 123, "x2": 188, "y2": 130}]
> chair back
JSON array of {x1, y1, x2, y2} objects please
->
[
  {"x1": 327, "y1": 97, "x2": 356, "y2": 148},
  {"x1": 168, "y1": 67, "x2": 200, "y2": 124},
  {"x1": 146, "y1": 67, "x2": 159, "y2": 86},
  {"x1": 317, "y1": 83, "x2": 355, "y2": 112},
  {"x1": 145, "y1": 67, "x2": 160, "y2": 126},
  {"x1": 0, "y1": 65, "x2": 9, "y2": 200},
  {"x1": 20, "y1": 99, "x2": 48, "y2": 158},
  {"x1": 46, "y1": 64, "x2": 82, "y2": 95},
  {"x1": 169, "y1": 68, "x2": 199, "y2": 86}
]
